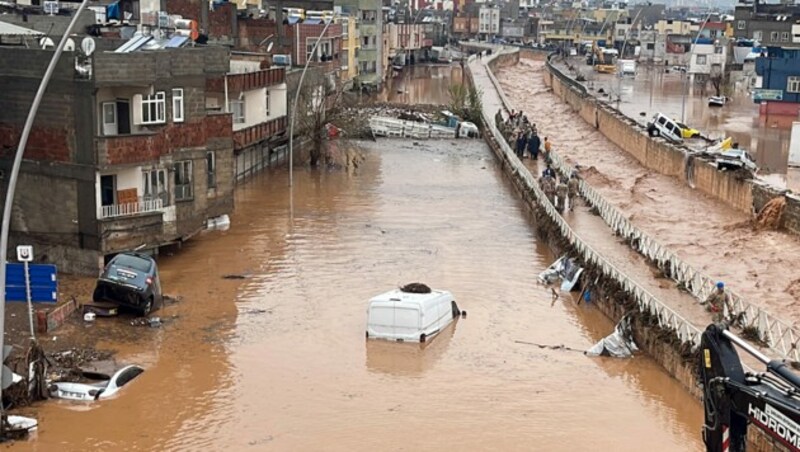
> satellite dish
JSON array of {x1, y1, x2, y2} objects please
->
[
  {"x1": 266, "y1": 41, "x2": 274, "y2": 52},
  {"x1": 39, "y1": 37, "x2": 55, "y2": 50},
  {"x1": 81, "y1": 37, "x2": 96, "y2": 56},
  {"x1": 64, "y1": 38, "x2": 75, "y2": 52}
]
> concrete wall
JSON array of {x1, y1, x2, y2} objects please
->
[
  {"x1": 543, "y1": 58, "x2": 757, "y2": 215},
  {"x1": 0, "y1": 48, "x2": 100, "y2": 275},
  {"x1": 487, "y1": 52, "x2": 789, "y2": 451},
  {"x1": 478, "y1": 53, "x2": 702, "y2": 401}
]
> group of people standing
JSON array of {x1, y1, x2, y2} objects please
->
[
  {"x1": 495, "y1": 109, "x2": 551, "y2": 162},
  {"x1": 539, "y1": 167, "x2": 580, "y2": 213},
  {"x1": 494, "y1": 108, "x2": 578, "y2": 213}
]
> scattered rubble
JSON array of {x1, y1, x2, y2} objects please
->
[{"x1": 49, "y1": 348, "x2": 113, "y2": 370}]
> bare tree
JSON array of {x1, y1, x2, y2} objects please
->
[
  {"x1": 447, "y1": 83, "x2": 483, "y2": 124},
  {"x1": 294, "y1": 69, "x2": 361, "y2": 168}
]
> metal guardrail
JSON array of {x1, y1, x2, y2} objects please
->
[
  {"x1": 472, "y1": 54, "x2": 703, "y2": 349},
  {"x1": 481, "y1": 49, "x2": 800, "y2": 362},
  {"x1": 548, "y1": 150, "x2": 800, "y2": 362}
]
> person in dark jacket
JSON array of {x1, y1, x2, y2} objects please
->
[
  {"x1": 528, "y1": 133, "x2": 541, "y2": 160},
  {"x1": 515, "y1": 131, "x2": 527, "y2": 158}
]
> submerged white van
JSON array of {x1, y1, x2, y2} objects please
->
[{"x1": 366, "y1": 287, "x2": 462, "y2": 343}]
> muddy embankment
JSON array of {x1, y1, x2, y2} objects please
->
[
  {"x1": 479, "y1": 50, "x2": 789, "y2": 452},
  {"x1": 544, "y1": 56, "x2": 800, "y2": 238},
  {"x1": 467, "y1": 51, "x2": 700, "y2": 397}
]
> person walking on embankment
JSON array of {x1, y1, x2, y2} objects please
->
[
  {"x1": 701, "y1": 281, "x2": 734, "y2": 323},
  {"x1": 567, "y1": 173, "x2": 580, "y2": 211},
  {"x1": 555, "y1": 178, "x2": 568, "y2": 213}
]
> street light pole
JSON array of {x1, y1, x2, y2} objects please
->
[
  {"x1": 288, "y1": 16, "x2": 337, "y2": 187},
  {"x1": 681, "y1": 13, "x2": 713, "y2": 123},
  {"x1": 0, "y1": 0, "x2": 90, "y2": 421},
  {"x1": 616, "y1": 9, "x2": 643, "y2": 111}
]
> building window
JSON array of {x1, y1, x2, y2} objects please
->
[
  {"x1": 307, "y1": 38, "x2": 332, "y2": 60},
  {"x1": 229, "y1": 99, "x2": 245, "y2": 124},
  {"x1": 647, "y1": 43, "x2": 655, "y2": 50},
  {"x1": 174, "y1": 161, "x2": 193, "y2": 201},
  {"x1": 714, "y1": 45, "x2": 723, "y2": 54},
  {"x1": 737, "y1": 20, "x2": 745, "y2": 30},
  {"x1": 782, "y1": 32, "x2": 790, "y2": 42},
  {"x1": 206, "y1": 151, "x2": 216, "y2": 189},
  {"x1": 138, "y1": 92, "x2": 166, "y2": 125},
  {"x1": 696, "y1": 55, "x2": 707, "y2": 65},
  {"x1": 618, "y1": 29, "x2": 626, "y2": 36},
  {"x1": 142, "y1": 168, "x2": 168, "y2": 205},
  {"x1": 771, "y1": 31, "x2": 779, "y2": 42},
  {"x1": 753, "y1": 30, "x2": 762, "y2": 41},
  {"x1": 788, "y1": 76, "x2": 800, "y2": 93},
  {"x1": 172, "y1": 88, "x2": 184, "y2": 123}
]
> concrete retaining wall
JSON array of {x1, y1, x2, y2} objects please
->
[
  {"x1": 543, "y1": 59, "x2": 756, "y2": 215},
  {"x1": 487, "y1": 51, "x2": 790, "y2": 452},
  {"x1": 479, "y1": 53, "x2": 700, "y2": 398}
]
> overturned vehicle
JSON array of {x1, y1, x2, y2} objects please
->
[{"x1": 93, "y1": 253, "x2": 163, "y2": 316}]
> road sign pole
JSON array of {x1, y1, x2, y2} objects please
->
[{"x1": 23, "y1": 261, "x2": 34, "y2": 340}]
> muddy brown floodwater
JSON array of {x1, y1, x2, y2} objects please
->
[
  {"x1": 575, "y1": 59, "x2": 800, "y2": 190},
  {"x1": 377, "y1": 63, "x2": 465, "y2": 105},
  {"x1": 498, "y1": 58, "x2": 800, "y2": 326},
  {"x1": 15, "y1": 139, "x2": 702, "y2": 450}
]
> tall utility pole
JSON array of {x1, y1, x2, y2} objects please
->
[{"x1": 0, "y1": 0, "x2": 91, "y2": 429}]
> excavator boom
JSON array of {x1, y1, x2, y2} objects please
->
[{"x1": 700, "y1": 324, "x2": 800, "y2": 451}]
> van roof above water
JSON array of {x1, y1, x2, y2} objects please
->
[{"x1": 369, "y1": 288, "x2": 452, "y2": 305}]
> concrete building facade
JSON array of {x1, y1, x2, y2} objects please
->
[{"x1": 0, "y1": 46, "x2": 235, "y2": 274}]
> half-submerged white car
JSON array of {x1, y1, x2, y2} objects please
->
[
  {"x1": 49, "y1": 365, "x2": 144, "y2": 401},
  {"x1": 366, "y1": 284, "x2": 463, "y2": 343}
]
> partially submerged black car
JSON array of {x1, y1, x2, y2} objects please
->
[{"x1": 93, "y1": 253, "x2": 163, "y2": 316}]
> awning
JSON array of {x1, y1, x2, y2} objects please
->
[
  {"x1": 287, "y1": 17, "x2": 300, "y2": 25},
  {"x1": 0, "y1": 20, "x2": 43, "y2": 37},
  {"x1": 304, "y1": 18, "x2": 322, "y2": 25}
]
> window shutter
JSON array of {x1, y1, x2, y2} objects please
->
[{"x1": 132, "y1": 94, "x2": 143, "y2": 125}]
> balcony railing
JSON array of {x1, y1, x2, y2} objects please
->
[
  {"x1": 100, "y1": 198, "x2": 164, "y2": 219},
  {"x1": 234, "y1": 116, "x2": 288, "y2": 149}
]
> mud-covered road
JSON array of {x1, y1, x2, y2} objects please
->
[
  {"x1": 497, "y1": 58, "x2": 800, "y2": 325},
  {"x1": 14, "y1": 139, "x2": 701, "y2": 450}
]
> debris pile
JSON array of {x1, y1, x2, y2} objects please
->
[
  {"x1": 49, "y1": 348, "x2": 113, "y2": 369},
  {"x1": 400, "y1": 283, "x2": 432, "y2": 294}
]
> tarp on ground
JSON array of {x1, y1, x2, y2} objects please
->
[{"x1": 586, "y1": 315, "x2": 638, "y2": 358}]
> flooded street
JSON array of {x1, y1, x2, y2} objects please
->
[
  {"x1": 16, "y1": 139, "x2": 702, "y2": 450},
  {"x1": 578, "y1": 60, "x2": 800, "y2": 190},
  {"x1": 498, "y1": 58, "x2": 800, "y2": 325},
  {"x1": 378, "y1": 64, "x2": 464, "y2": 105}
]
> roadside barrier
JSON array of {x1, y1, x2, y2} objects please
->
[
  {"x1": 471, "y1": 52, "x2": 704, "y2": 349},
  {"x1": 477, "y1": 48, "x2": 800, "y2": 362}
]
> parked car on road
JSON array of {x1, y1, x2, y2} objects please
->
[
  {"x1": 93, "y1": 253, "x2": 163, "y2": 316},
  {"x1": 49, "y1": 365, "x2": 144, "y2": 401}
]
